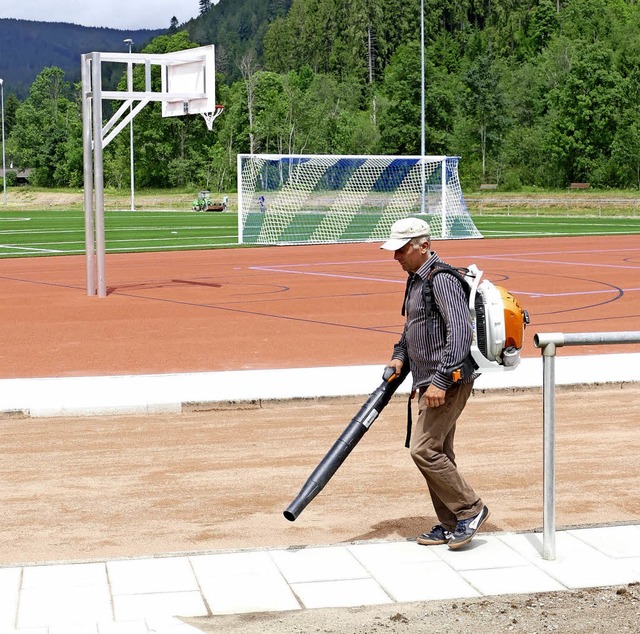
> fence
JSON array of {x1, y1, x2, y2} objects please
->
[{"x1": 533, "y1": 331, "x2": 640, "y2": 560}]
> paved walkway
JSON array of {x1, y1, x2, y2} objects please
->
[
  {"x1": 1, "y1": 524, "x2": 640, "y2": 633},
  {"x1": 1, "y1": 353, "x2": 638, "y2": 633}
]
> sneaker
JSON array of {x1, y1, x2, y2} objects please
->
[
  {"x1": 417, "y1": 524, "x2": 452, "y2": 546},
  {"x1": 448, "y1": 506, "x2": 490, "y2": 550}
]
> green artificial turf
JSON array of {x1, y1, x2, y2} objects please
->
[{"x1": 1, "y1": 209, "x2": 638, "y2": 258}]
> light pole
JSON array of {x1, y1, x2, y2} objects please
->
[
  {"x1": 420, "y1": 0, "x2": 425, "y2": 214},
  {"x1": 0, "y1": 78, "x2": 6, "y2": 205},
  {"x1": 124, "y1": 39, "x2": 135, "y2": 211}
]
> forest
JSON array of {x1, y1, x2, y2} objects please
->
[
  {"x1": 3, "y1": 0, "x2": 640, "y2": 192},
  {"x1": 0, "y1": 19, "x2": 164, "y2": 98}
]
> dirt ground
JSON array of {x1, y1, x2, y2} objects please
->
[
  {"x1": 3, "y1": 383, "x2": 640, "y2": 565},
  {"x1": 2, "y1": 383, "x2": 639, "y2": 631},
  {"x1": 186, "y1": 584, "x2": 640, "y2": 633}
]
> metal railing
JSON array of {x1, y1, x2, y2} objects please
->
[{"x1": 533, "y1": 331, "x2": 640, "y2": 560}]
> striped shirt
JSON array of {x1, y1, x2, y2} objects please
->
[{"x1": 392, "y1": 252, "x2": 476, "y2": 391}]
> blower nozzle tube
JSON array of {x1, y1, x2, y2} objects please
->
[{"x1": 283, "y1": 366, "x2": 409, "y2": 521}]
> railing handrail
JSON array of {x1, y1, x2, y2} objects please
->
[
  {"x1": 533, "y1": 330, "x2": 640, "y2": 560},
  {"x1": 534, "y1": 331, "x2": 640, "y2": 349}
]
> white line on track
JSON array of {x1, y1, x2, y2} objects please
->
[
  {"x1": 477, "y1": 255, "x2": 640, "y2": 270},
  {"x1": 517, "y1": 287, "x2": 640, "y2": 297},
  {"x1": 251, "y1": 265, "x2": 404, "y2": 284},
  {"x1": 251, "y1": 262, "x2": 640, "y2": 295},
  {"x1": 250, "y1": 248, "x2": 640, "y2": 295},
  {"x1": 0, "y1": 245, "x2": 62, "y2": 253}
]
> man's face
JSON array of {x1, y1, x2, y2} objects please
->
[{"x1": 393, "y1": 240, "x2": 428, "y2": 273}]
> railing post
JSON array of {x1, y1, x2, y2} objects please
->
[
  {"x1": 541, "y1": 341, "x2": 556, "y2": 560},
  {"x1": 534, "y1": 330, "x2": 640, "y2": 561}
]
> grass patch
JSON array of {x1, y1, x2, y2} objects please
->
[{"x1": 1, "y1": 192, "x2": 639, "y2": 259}]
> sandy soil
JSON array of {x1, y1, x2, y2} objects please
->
[
  {"x1": 2, "y1": 383, "x2": 639, "y2": 566},
  {"x1": 186, "y1": 584, "x2": 640, "y2": 633},
  {"x1": 2, "y1": 383, "x2": 639, "y2": 631}
]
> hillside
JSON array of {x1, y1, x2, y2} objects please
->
[
  {"x1": 0, "y1": 0, "x2": 292, "y2": 97},
  {"x1": 0, "y1": 19, "x2": 165, "y2": 98},
  {"x1": 183, "y1": 0, "x2": 293, "y2": 82},
  {"x1": 4, "y1": 0, "x2": 640, "y2": 192}
]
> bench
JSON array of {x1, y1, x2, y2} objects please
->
[
  {"x1": 569, "y1": 182, "x2": 590, "y2": 189},
  {"x1": 479, "y1": 183, "x2": 498, "y2": 191}
]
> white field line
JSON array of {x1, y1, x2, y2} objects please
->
[
  {"x1": 250, "y1": 246, "x2": 640, "y2": 299},
  {"x1": 0, "y1": 244, "x2": 62, "y2": 253}
]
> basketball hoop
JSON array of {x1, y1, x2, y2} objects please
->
[
  {"x1": 202, "y1": 105, "x2": 224, "y2": 131},
  {"x1": 83, "y1": 45, "x2": 223, "y2": 297}
]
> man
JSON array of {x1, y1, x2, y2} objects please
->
[{"x1": 381, "y1": 217, "x2": 489, "y2": 550}]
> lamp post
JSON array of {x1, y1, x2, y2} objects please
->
[
  {"x1": 420, "y1": 0, "x2": 425, "y2": 214},
  {"x1": 124, "y1": 39, "x2": 135, "y2": 211},
  {"x1": 0, "y1": 78, "x2": 6, "y2": 205}
]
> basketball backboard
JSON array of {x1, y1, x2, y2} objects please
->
[{"x1": 161, "y1": 45, "x2": 217, "y2": 118}]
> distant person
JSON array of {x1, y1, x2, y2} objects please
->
[
  {"x1": 258, "y1": 195, "x2": 266, "y2": 213},
  {"x1": 380, "y1": 217, "x2": 489, "y2": 550}
]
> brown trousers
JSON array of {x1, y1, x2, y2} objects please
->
[{"x1": 410, "y1": 381, "x2": 483, "y2": 532}]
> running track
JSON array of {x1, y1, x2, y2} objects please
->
[{"x1": 0, "y1": 234, "x2": 638, "y2": 380}]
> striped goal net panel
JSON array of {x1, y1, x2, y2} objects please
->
[{"x1": 237, "y1": 154, "x2": 482, "y2": 245}]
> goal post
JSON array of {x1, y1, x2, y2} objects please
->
[{"x1": 237, "y1": 154, "x2": 482, "y2": 245}]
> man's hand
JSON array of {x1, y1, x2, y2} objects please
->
[
  {"x1": 386, "y1": 359, "x2": 404, "y2": 379},
  {"x1": 423, "y1": 384, "x2": 446, "y2": 408}
]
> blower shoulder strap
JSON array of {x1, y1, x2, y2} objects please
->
[
  {"x1": 423, "y1": 264, "x2": 478, "y2": 382},
  {"x1": 422, "y1": 264, "x2": 470, "y2": 334}
]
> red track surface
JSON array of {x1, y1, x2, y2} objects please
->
[{"x1": 1, "y1": 235, "x2": 639, "y2": 380}]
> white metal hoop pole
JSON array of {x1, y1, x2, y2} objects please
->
[
  {"x1": 91, "y1": 53, "x2": 107, "y2": 298},
  {"x1": 124, "y1": 39, "x2": 135, "y2": 211},
  {"x1": 81, "y1": 55, "x2": 96, "y2": 295}
]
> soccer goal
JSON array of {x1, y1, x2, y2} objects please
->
[{"x1": 237, "y1": 154, "x2": 482, "y2": 245}]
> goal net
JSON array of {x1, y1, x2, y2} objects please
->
[{"x1": 237, "y1": 154, "x2": 482, "y2": 245}]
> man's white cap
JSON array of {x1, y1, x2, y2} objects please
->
[{"x1": 380, "y1": 217, "x2": 431, "y2": 251}]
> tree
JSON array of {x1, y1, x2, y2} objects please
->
[
  {"x1": 528, "y1": 0, "x2": 559, "y2": 55},
  {"x1": 2, "y1": 92, "x2": 20, "y2": 137},
  {"x1": 345, "y1": 0, "x2": 385, "y2": 122},
  {"x1": 460, "y1": 51, "x2": 507, "y2": 181},
  {"x1": 263, "y1": 0, "x2": 419, "y2": 83},
  {"x1": 378, "y1": 41, "x2": 457, "y2": 155},
  {"x1": 542, "y1": 40, "x2": 624, "y2": 184},
  {"x1": 7, "y1": 67, "x2": 79, "y2": 186},
  {"x1": 239, "y1": 51, "x2": 260, "y2": 154},
  {"x1": 199, "y1": 0, "x2": 212, "y2": 15},
  {"x1": 251, "y1": 72, "x2": 288, "y2": 153},
  {"x1": 611, "y1": 110, "x2": 640, "y2": 189}
]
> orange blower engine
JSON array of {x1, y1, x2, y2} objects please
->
[{"x1": 464, "y1": 265, "x2": 530, "y2": 371}]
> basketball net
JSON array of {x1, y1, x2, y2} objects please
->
[{"x1": 201, "y1": 105, "x2": 224, "y2": 131}]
